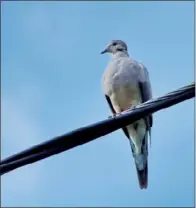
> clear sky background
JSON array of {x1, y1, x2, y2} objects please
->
[{"x1": 1, "y1": 1, "x2": 194, "y2": 207}]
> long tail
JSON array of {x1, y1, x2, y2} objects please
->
[
  {"x1": 135, "y1": 156, "x2": 148, "y2": 189},
  {"x1": 129, "y1": 133, "x2": 148, "y2": 189}
]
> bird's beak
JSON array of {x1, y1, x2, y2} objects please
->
[{"x1": 100, "y1": 48, "x2": 109, "y2": 54}]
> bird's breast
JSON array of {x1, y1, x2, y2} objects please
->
[
  {"x1": 102, "y1": 59, "x2": 142, "y2": 112},
  {"x1": 110, "y1": 83, "x2": 142, "y2": 112},
  {"x1": 103, "y1": 73, "x2": 141, "y2": 112}
]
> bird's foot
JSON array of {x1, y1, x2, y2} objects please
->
[
  {"x1": 108, "y1": 114, "x2": 114, "y2": 119},
  {"x1": 108, "y1": 105, "x2": 137, "y2": 119},
  {"x1": 121, "y1": 105, "x2": 137, "y2": 114},
  {"x1": 108, "y1": 113, "x2": 121, "y2": 119}
]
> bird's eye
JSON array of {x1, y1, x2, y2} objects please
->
[{"x1": 112, "y1": 42, "x2": 117, "y2": 46}]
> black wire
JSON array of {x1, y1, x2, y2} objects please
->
[
  {"x1": 0, "y1": 147, "x2": 63, "y2": 175},
  {"x1": 0, "y1": 83, "x2": 195, "y2": 176}
]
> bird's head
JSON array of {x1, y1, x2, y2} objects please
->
[{"x1": 101, "y1": 40, "x2": 128, "y2": 55}]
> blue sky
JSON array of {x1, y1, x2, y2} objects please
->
[{"x1": 1, "y1": 1, "x2": 194, "y2": 207}]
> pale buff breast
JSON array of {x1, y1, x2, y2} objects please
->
[{"x1": 110, "y1": 83, "x2": 142, "y2": 113}]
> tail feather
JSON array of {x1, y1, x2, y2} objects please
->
[
  {"x1": 128, "y1": 130, "x2": 149, "y2": 189},
  {"x1": 136, "y1": 161, "x2": 148, "y2": 189}
]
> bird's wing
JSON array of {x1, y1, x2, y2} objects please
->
[
  {"x1": 137, "y1": 64, "x2": 153, "y2": 145},
  {"x1": 105, "y1": 95, "x2": 115, "y2": 114},
  {"x1": 138, "y1": 66, "x2": 153, "y2": 125}
]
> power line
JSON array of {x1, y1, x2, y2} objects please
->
[{"x1": 0, "y1": 83, "x2": 195, "y2": 176}]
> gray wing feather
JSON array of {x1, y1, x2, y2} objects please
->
[
  {"x1": 138, "y1": 66, "x2": 153, "y2": 127},
  {"x1": 105, "y1": 95, "x2": 115, "y2": 114},
  {"x1": 138, "y1": 64, "x2": 153, "y2": 145}
]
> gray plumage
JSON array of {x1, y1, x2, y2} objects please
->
[{"x1": 101, "y1": 40, "x2": 153, "y2": 189}]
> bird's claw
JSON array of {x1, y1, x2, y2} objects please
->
[
  {"x1": 108, "y1": 113, "x2": 121, "y2": 119},
  {"x1": 108, "y1": 105, "x2": 137, "y2": 119},
  {"x1": 120, "y1": 106, "x2": 136, "y2": 115}
]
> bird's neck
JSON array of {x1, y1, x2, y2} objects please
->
[{"x1": 111, "y1": 51, "x2": 129, "y2": 59}]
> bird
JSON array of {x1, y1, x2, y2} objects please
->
[{"x1": 101, "y1": 40, "x2": 153, "y2": 189}]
